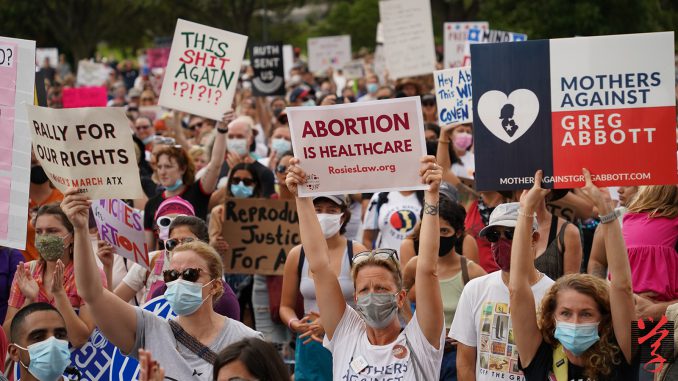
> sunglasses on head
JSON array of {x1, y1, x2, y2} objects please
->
[
  {"x1": 164, "y1": 237, "x2": 196, "y2": 251},
  {"x1": 352, "y1": 248, "x2": 399, "y2": 266},
  {"x1": 231, "y1": 177, "x2": 254, "y2": 186},
  {"x1": 275, "y1": 165, "x2": 288, "y2": 174},
  {"x1": 189, "y1": 121, "x2": 204, "y2": 130},
  {"x1": 163, "y1": 267, "x2": 204, "y2": 283},
  {"x1": 484, "y1": 228, "x2": 514, "y2": 243},
  {"x1": 156, "y1": 215, "x2": 179, "y2": 228}
]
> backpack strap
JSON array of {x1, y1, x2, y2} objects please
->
[
  {"x1": 297, "y1": 246, "x2": 306, "y2": 286},
  {"x1": 168, "y1": 319, "x2": 217, "y2": 365},
  {"x1": 551, "y1": 343, "x2": 568, "y2": 381},
  {"x1": 346, "y1": 239, "x2": 353, "y2": 267},
  {"x1": 460, "y1": 255, "x2": 470, "y2": 285},
  {"x1": 557, "y1": 221, "x2": 569, "y2": 255}
]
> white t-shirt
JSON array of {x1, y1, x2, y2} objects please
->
[
  {"x1": 324, "y1": 306, "x2": 444, "y2": 381},
  {"x1": 449, "y1": 271, "x2": 554, "y2": 381},
  {"x1": 122, "y1": 250, "x2": 167, "y2": 302},
  {"x1": 451, "y1": 151, "x2": 475, "y2": 179},
  {"x1": 362, "y1": 192, "x2": 422, "y2": 251}
]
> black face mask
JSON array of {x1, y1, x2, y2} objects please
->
[
  {"x1": 272, "y1": 107, "x2": 284, "y2": 117},
  {"x1": 439, "y1": 235, "x2": 458, "y2": 257},
  {"x1": 30, "y1": 165, "x2": 49, "y2": 184}
]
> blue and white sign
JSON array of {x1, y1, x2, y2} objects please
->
[{"x1": 433, "y1": 66, "x2": 473, "y2": 125}]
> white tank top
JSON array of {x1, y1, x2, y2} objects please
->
[{"x1": 299, "y1": 240, "x2": 355, "y2": 314}]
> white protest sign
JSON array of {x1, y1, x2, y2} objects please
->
[
  {"x1": 0, "y1": 36, "x2": 34, "y2": 250},
  {"x1": 287, "y1": 97, "x2": 428, "y2": 196},
  {"x1": 343, "y1": 59, "x2": 365, "y2": 80},
  {"x1": 463, "y1": 28, "x2": 527, "y2": 66},
  {"x1": 433, "y1": 67, "x2": 473, "y2": 125},
  {"x1": 443, "y1": 22, "x2": 488, "y2": 68},
  {"x1": 92, "y1": 199, "x2": 150, "y2": 268},
  {"x1": 307, "y1": 35, "x2": 351, "y2": 73},
  {"x1": 379, "y1": 0, "x2": 436, "y2": 79},
  {"x1": 76, "y1": 60, "x2": 110, "y2": 87},
  {"x1": 26, "y1": 106, "x2": 144, "y2": 199},
  {"x1": 159, "y1": 19, "x2": 248, "y2": 121},
  {"x1": 282, "y1": 44, "x2": 294, "y2": 81},
  {"x1": 36, "y1": 47, "x2": 58, "y2": 68}
]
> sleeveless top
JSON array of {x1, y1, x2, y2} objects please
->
[
  {"x1": 439, "y1": 256, "x2": 469, "y2": 327},
  {"x1": 299, "y1": 240, "x2": 355, "y2": 314},
  {"x1": 534, "y1": 214, "x2": 569, "y2": 281}
]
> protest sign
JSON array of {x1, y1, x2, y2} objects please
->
[
  {"x1": 222, "y1": 198, "x2": 299, "y2": 275},
  {"x1": 443, "y1": 22, "x2": 488, "y2": 68},
  {"x1": 472, "y1": 32, "x2": 677, "y2": 190},
  {"x1": 77, "y1": 60, "x2": 110, "y2": 87},
  {"x1": 159, "y1": 19, "x2": 248, "y2": 121},
  {"x1": 433, "y1": 66, "x2": 473, "y2": 125},
  {"x1": 282, "y1": 44, "x2": 293, "y2": 81},
  {"x1": 251, "y1": 42, "x2": 285, "y2": 96},
  {"x1": 0, "y1": 36, "x2": 34, "y2": 249},
  {"x1": 36, "y1": 47, "x2": 58, "y2": 67},
  {"x1": 463, "y1": 28, "x2": 527, "y2": 66},
  {"x1": 92, "y1": 199, "x2": 150, "y2": 268},
  {"x1": 287, "y1": 97, "x2": 428, "y2": 196},
  {"x1": 27, "y1": 106, "x2": 144, "y2": 199},
  {"x1": 62, "y1": 86, "x2": 108, "y2": 108},
  {"x1": 139, "y1": 105, "x2": 163, "y2": 121},
  {"x1": 307, "y1": 35, "x2": 351, "y2": 73},
  {"x1": 343, "y1": 59, "x2": 365, "y2": 80},
  {"x1": 146, "y1": 47, "x2": 170, "y2": 69},
  {"x1": 379, "y1": 0, "x2": 436, "y2": 79}
]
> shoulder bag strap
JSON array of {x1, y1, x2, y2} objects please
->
[
  {"x1": 551, "y1": 343, "x2": 568, "y2": 381},
  {"x1": 346, "y1": 239, "x2": 354, "y2": 266},
  {"x1": 460, "y1": 256, "x2": 470, "y2": 285},
  {"x1": 168, "y1": 319, "x2": 217, "y2": 365}
]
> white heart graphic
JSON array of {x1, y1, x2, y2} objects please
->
[{"x1": 477, "y1": 89, "x2": 539, "y2": 144}]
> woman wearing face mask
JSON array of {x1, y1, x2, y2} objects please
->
[
  {"x1": 3, "y1": 204, "x2": 105, "y2": 348},
  {"x1": 63, "y1": 187, "x2": 263, "y2": 381},
  {"x1": 285, "y1": 156, "x2": 445, "y2": 380},
  {"x1": 438, "y1": 123, "x2": 474, "y2": 179},
  {"x1": 279, "y1": 195, "x2": 367, "y2": 381},
  {"x1": 509, "y1": 170, "x2": 638, "y2": 380},
  {"x1": 143, "y1": 112, "x2": 233, "y2": 250},
  {"x1": 401, "y1": 195, "x2": 486, "y2": 380},
  {"x1": 213, "y1": 338, "x2": 291, "y2": 381}
]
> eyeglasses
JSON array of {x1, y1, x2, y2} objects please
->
[
  {"x1": 164, "y1": 237, "x2": 196, "y2": 252},
  {"x1": 231, "y1": 177, "x2": 254, "y2": 186},
  {"x1": 352, "y1": 248, "x2": 399, "y2": 266},
  {"x1": 484, "y1": 229, "x2": 514, "y2": 243},
  {"x1": 163, "y1": 267, "x2": 204, "y2": 283},
  {"x1": 275, "y1": 165, "x2": 288, "y2": 174}
]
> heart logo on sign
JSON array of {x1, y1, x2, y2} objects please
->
[{"x1": 477, "y1": 89, "x2": 539, "y2": 144}]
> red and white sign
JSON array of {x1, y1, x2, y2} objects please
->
[
  {"x1": 287, "y1": 98, "x2": 428, "y2": 196},
  {"x1": 443, "y1": 22, "x2": 488, "y2": 68},
  {"x1": 92, "y1": 199, "x2": 150, "y2": 268}
]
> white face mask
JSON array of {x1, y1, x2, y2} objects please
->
[
  {"x1": 227, "y1": 138, "x2": 249, "y2": 156},
  {"x1": 317, "y1": 213, "x2": 342, "y2": 239}
]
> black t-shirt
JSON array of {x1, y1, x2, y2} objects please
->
[
  {"x1": 520, "y1": 340, "x2": 639, "y2": 381},
  {"x1": 143, "y1": 181, "x2": 211, "y2": 230}
]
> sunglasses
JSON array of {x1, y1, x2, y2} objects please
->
[
  {"x1": 189, "y1": 121, "x2": 204, "y2": 130},
  {"x1": 156, "y1": 215, "x2": 177, "y2": 228},
  {"x1": 422, "y1": 101, "x2": 436, "y2": 107},
  {"x1": 352, "y1": 248, "x2": 399, "y2": 266},
  {"x1": 163, "y1": 267, "x2": 204, "y2": 283},
  {"x1": 484, "y1": 229, "x2": 514, "y2": 243},
  {"x1": 135, "y1": 124, "x2": 151, "y2": 130},
  {"x1": 164, "y1": 237, "x2": 196, "y2": 252},
  {"x1": 141, "y1": 97, "x2": 155, "y2": 102},
  {"x1": 275, "y1": 165, "x2": 288, "y2": 174},
  {"x1": 231, "y1": 177, "x2": 254, "y2": 186}
]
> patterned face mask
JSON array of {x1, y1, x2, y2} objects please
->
[{"x1": 35, "y1": 233, "x2": 70, "y2": 261}]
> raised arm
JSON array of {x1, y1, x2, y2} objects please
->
[
  {"x1": 414, "y1": 156, "x2": 444, "y2": 348},
  {"x1": 579, "y1": 169, "x2": 635, "y2": 363},
  {"x1": 61, "y1": 188, "x2": 138, "y2": 354},
  {"x1": 285, "y1": 158, "x2": 346, "y2": 339},
  {"x1": 168, "y1": 111, "x2": 192, "y2": 152},
  {"x1": 509, "y1": 170, "x2": 550, "y2": 367},
  {"x1": 436, "y1": 124, "x2": 461, "y2": 187},
  {"x1": 199, "y1": 112, "x2": 232, "y2": 193}
]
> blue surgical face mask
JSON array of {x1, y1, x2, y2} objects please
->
[
  {"x1": 553, "y1": 320, "x2": 600, "y2": 355},
  {"x1": 165, "y1": 178, "x2": 183, "y2": 192},
  {"x1": 15, "y1": 336, "x2": 71, "y2": 381},
  {"x1": 303, "y1": 99, "x2": 316, "y2": 107},
  {"x1": 231, "y1": 183, "x2": 254, "y2": 198},
  {"x1": 227, "y1": 138, "x2": 249, "y2": 156},
  {"x1": 367, "y1": 83, "x2": 379, "y2": 94},
  {"x1": 142, "y1": 135, "x2": 155, "y2": 145},
  {"x1": 271, "y1": 138, "x2": 291, "y2": 156},
  {"x1": 165, "y1": 279, "x2": 214, "y2": 316}
]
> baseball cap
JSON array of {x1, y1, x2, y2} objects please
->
[
  {"x1": 154, "y1": 196, "x2": 195, "y2": 220},
  {"x1": 478, "y1": 202, "x2": 538, "y2": 237},
  {"x1": 290, "y1": 87, "x2": 310, "y2": 103},
  {"x1": 312, "y1": 195, "x2": 347, "y2": 207}
]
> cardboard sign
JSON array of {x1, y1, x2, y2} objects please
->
[
  {"x1": 26, "y1": 106, "x2": 144, "y2": 199},
  {"x1": 36, "y1": 47, "x2": 58, "y2": 68},
  {"x1": 472, "y1": 32, "x2": 677, "y2": 190},
  {"x1": 443, "y1": 22, "x2": 488, "y2": 68},
  {"x1": 307, "y1": 35, "x2": 351, "y2": 73},
  {"x1": 222, "y1": 198, "x2": 299, "y2": 275},
  {"x1": 77, "y1": 60, "x2": 110, "y2": 87},
  {"x1": 287, "y1": 97, "x2": 428, "y2": 196},
  {"x1": 0, "y1": 36, "x2": 34, "y2": 250},
  {"x1": 159, "y1": 19, "x2": 248, "y2": 121},
  {"x1": 343, "y1": 59, "x2": 365, "y2": 80},
  {"x1": 146, "y1": 47, "x2": 170, "y2": 69},
  {"x1": 250, "y1": 42, "x2": 285, "y2": 96},
  {"x1": 92, "y1": 199, "x2": 150, "y2": 268},
  {"x1": 433, "y1": 67, "x2": 473, "y2": 125},
  {"x1": 378, "y1": 0, "x2": 436, "y2": 79},
  {"x1": 62, "y1": 86, "x2": 108, "y2": 108},
  {"x1": 463, "y1": 28, "x2": 527, "y2": 66}
]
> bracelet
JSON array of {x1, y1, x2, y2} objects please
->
[
  {"x1": 216, "y1": 127, "x2": 228, "y2": 134},
  {"x1": 287, "y1": 318, "x2": 299, "y2": 331},
  {"x1": 438, "y1": 139, "x2": 450, "y2": 144},
  {"x1": 424, "y1": 201, "x2": 439, "y2": 215},
  {"x1": 517, "y1": 209, "x2": 536, "y2": 219}
]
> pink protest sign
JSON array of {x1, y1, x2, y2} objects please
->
[
  {"x1": 0, "y1": 177, "x2": 9, "y2": 238},
  {"x1": 62, "y1": 86, "x2": 108, "y2": 108},
  {"x1": 0, "y1": 107, "x2": 15, "y2": 171},
  {"x1": 287, "y1": 97, "x2": 428, "y2": 196},
  {"x1": 147, "y1": 47, "x2": 170, "y2": 69},
  {"x1": 92, "y1": 199, "x2": 150, "y2": 268},
  {"x1": 0, "y1": 42, "x2": 17, "y2": 106}
]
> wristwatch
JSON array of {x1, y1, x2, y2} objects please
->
[
  {"x1": 216, "y1": 127, "x2": 228, "y2": 134},
  {"x1": 598, "y1": 207, "x2": 622, "y2": 224}
]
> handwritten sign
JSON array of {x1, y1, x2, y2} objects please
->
[
  {"x1": 62, "y1": 86, "x2": 108, "y2": 108},
  {"x1": 0, "y1": 44, "x2": 15, "y2": 67},
  {"x1": 77, "y1": 60, "x2": 110, "y2": 87},
  {"x1": 0, "y1": 42, "x2": 17, "y2": 173},
  {"x1": 146, "y1": 47, "x2": 170, "y2": 69},
  {"x1": 343, "y1": 59, "x2": 365, "y2": 80},
  {"x1": 36, "y1": 47, "x2": 58, "y2": 67},
  {"x1": 26, "y1": 105, "x2": 144, "y2": 199},
  {"x1": 307, "y1": 35, "x2": 351, "y2": 73},
  {"x1": 463, "y1": 28, "x2": 527, "y2": 67},
  {"x1": 287, "y1": 97, "x2": 428, "y2": 196},
  {"x1": 159, "y1": 19, "x2": 248, "y2": 121},
  {"x1": 251, "y1": 42, "x2": 285, "y2": 96},
  {"x1": 443, "y1": 22, "x2": 488, "y2": 68},
  {"x1": 379, "y1": 0, "x2": 436, "y2": 79},
  {"x1": 92, "y1": 199, "x2": 149, "y2": 268},
  {"x1": 472, "y1": 32, "x2": 677, "y2": 190},
  {"x1": 222, "y1": 198, "x2": 299, "y2": 275},
  {"x1": 433, "y1": 67, "x2": 473, "y2": 125}
]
